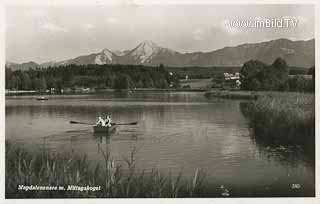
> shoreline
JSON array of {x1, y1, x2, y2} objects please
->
[
  {"x1": 5, "y1": 88, "x2": 208, "y2": 96},
  {"x1": 204, "y1": 90, "x2": 258, "y2": 100},
  {"x1": 5, "y1": 140, "x2": 314, "y2": 198}
]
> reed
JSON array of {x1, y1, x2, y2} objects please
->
[
  {"x1": 5, "y1": 139, "x2": 314, "y2": 197},
  {"x1": 240, "y1": 92, "x2": 315, "y2": 147},
  {"x1": 5, "y1": 141, "x2": 209, "y2": 198}
]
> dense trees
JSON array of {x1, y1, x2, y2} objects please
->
[
  {"x1": 5, "y1": 64, "x2": 179, "y2": 91},
  {"x1": 287, "y1": 75, "x2": 313, "y2": 92},
  {"x1": 240, "y1": 58, "x2": 314, "y2": 92},
  {"x1": 240, "y1": 60, "x2": 267, "y2": 91},
  {"x1": 308, "y1": 66, "x2": 315, "y2": 91}
]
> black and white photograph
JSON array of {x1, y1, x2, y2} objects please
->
[{"x1": 2, "y1": 0, "x2": 317, "y2": 201}]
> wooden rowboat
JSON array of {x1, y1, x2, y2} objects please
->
[
  {"x1": 93, "y1": 125, "x2": 116, "y2": 135},
  {"x1": 36, "y1": 96, "x2": 48, "y2": 101}
]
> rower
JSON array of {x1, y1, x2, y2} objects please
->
[
  {"x1": 105, "y1": 115, "x2": 112, "y2": 127},
  {"x1": 96, "y1": 116, "x2": 106, "y2": 127}
]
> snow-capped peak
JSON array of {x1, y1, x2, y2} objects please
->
[
  {"x1": 101, "y1": 49, "x2": 114, "y2": 59},
  {"x1": 139, "y1": 40, "x2": 159, "y2": 48},
  {"x1": 112, "y1": 50, "x2": 126, "y2": 56},
  {"x1": 94, "y1": 49, "x2": 114, "y2": 64},
  {"x1": 131, "y1": 40, "x2": 162, "y2": 63}
]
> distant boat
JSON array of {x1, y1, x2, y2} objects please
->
[{"x1": 36, "y1": 96, "x2": 48, "y2": 101}]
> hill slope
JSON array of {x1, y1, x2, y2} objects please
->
[{"x1": 6, "y1": 38, "x2": 315, "y2": 69}]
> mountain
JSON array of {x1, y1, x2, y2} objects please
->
[
  {"x1": 6, "y1": 61, "x2": 40, "y2": 71},
  {"x1": 192, "y1": 38, "x2": 315, "y2": 67},
  {"x1": 6, "y1": 38, "x2": 315, "y2": 69},
  {"x1": 117, "y1": 41, "x2": 181, "y2": 65},
  {"x1": 53, "y1": 49, "x2": 117, "y2": 66}
]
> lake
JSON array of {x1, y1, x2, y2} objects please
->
[{"x1": 5, "y1": 91, "x2": 314, "y2": 196}]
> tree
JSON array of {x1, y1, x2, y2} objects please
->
[
  {"x1": 5, "y1": 64, "x2": 179, "y2": 91},
  {"x1": 40, "y1": 77, "x2": 47, "y2": 92},
  {"x1": 271, "y1": 57, "x2": 289, "y2": 91},
  {"x1": 9, "y1": 75, "x2": 19, "y2": 90},
  {"x1": 308, "y1": 66, "x2": 315, "y2": 92},
  {"x1": 114, "y1": 74, "x2": 132, "y2": 89},
  {"x1": 288, "y1": 76, "x2": 309, "y2": 92},
  {"x1": 240, "y1": 58, "x2": 290, "y2": 91},
  {"x1": 5, "y1": 68, "x2": 13, "y2": 89},
  {"x1": 158, "y1": 63, "x2": 165, "y2": 72},
  {"x1": 21, "y1": 73, "x2": 32, "y2": 90},
  {"x1": 240, "y1": 60, "x2": 266, "y2": 90},
  {"x1": 272, "y1": 57, "x2": 289, "y2": 74},
  {"x1": 308, "y1": 66, "x2": 315, "y2": 77}
]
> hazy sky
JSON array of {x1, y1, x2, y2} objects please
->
[{"x1": 6, "y1": 4, "x2": 314, "y2": 63}]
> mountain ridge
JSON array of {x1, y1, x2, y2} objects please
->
[{"x1": 6, "y1": 38, "x2": 315, "y2": 70}]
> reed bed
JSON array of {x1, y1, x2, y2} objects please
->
[
  {"x1": 6, "y1": 136, "x2": 314, "y2": 197},
  {"x1": 240, "y1": 92, "x2": 315, "y2": 147},
  {"x1": 205, "y1": 90, "x2": 258, "y2": 99},
  {"x1": 5, "y1": 141, "x2": 209, "y2": 198}
]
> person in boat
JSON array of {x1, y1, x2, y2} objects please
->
[
  {"x1": 96, "y1": 116, "x2": 106, "y2": 127},
  {"x1": 105, "y1": 115, "x2": 112, "y2": 127}
]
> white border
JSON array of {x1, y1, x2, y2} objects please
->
[{"x1": 0, "y1": 0, "x2": 318, "y2": 204}]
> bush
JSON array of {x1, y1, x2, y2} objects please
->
[{"x1": 288, "y1": 76, "x2": 313, "y2": 92}]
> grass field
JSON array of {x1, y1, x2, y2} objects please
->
[
  {"x1": 180, "y1": 78, "x2": 213, "y2": 89},
  {"x1": 166, "y1": 66, "x2": 309, "y2": 80}
]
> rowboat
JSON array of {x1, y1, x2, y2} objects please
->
[
  {"x1": 36, "y1": 96, "x2": 48, "y2": 101},
  {"x1": 93, "y1": 125, "x2": 116, "y2": 135}
]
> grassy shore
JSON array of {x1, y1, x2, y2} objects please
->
[
  {"x1": 6, "y1": 141, "x2": 210, "y2": 198},
  {"x1": 6, "y1": 136, "x2": 315, "y2": 198},
  {"x1": 205, "y1": 90, "x2": 258, "y2": 99},
  {"x1": 240, "y1": 92, "x2": 315, "y2": 150}
]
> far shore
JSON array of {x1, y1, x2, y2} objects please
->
[
  {"x1": 204, "y1": 89, "x2": 315, "y2": 100},
  {"x1": 204, "y1": 90, "x2": 258, "y2": 100},
  {"x1": 6, "y1": 89, "x2": 314, "y2": 100},
  {"x1": 5, "y1": 88, "x2": 208, "y2": 96}
]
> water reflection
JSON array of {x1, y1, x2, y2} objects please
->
[
  {"x1": 5, "y1": 93, "x2": 315, "y2": 195},
  {"x1": 95, "y1": 134, "x2": 111, "y2": 144},
  {"x1": 239, "y1": 102, "x2": 315, "y2": 168}
]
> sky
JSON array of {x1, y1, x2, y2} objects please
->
[{"x1": 5, "y1": 4, "x2": 314, "y2": 63}]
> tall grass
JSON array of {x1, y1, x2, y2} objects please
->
[
  {"x1": 5, "y1": 141, "x2": 209, "y2": 198},
  {"x1": 6, "y1": 134, "x2": 315, "y2": 197},
  {"x1": 205, "y1": 90, "x2": 258, "y2": 99},
  {"x1": 240, "y1": 92, "x2": 315, "y2": 148}
]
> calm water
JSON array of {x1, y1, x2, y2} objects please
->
[{"x1": 5, "y1": 92, "x2": 314, "y2": 195}]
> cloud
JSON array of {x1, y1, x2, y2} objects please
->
[
  {"x1": 192, "y1": 28, "x2": 205, "y2": 41},
  {"x1": 106, "y1": 17, "x2": 119, "y2": 24},
  {"x1": 24, "y1": 8, "x2": 49, "y2": 18},
  {"x1": 80, "y1": 23, "x2": 95, "y2": 30},
  {"x1": 40, "y1": 22, "x2": 67, "y2": 32},
  {"x1": 6, "y1": 23, "x2": 15, "y2": 29},
  {"x1": 23, "y1": 8, "x2": 67, "y2": 33}
]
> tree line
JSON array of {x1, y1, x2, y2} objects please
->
[
  {"x1": 240, "y1": 58, "x2": 314, "y2": 92},
  {"x1": 5, "y1": 64, "x2": 180, "y2": 91}
]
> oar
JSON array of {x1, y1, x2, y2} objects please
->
[
  {"x1": 70, "y1": 121, "x2": 94, "y2": 125},
  {"x1": 111, "y1": 122, "x2": 138, "y2": 126},
  {"x1": 70, "y1": 121, "x2": 138, "y2": 126}
]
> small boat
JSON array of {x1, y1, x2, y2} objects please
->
[
  {"x1": 93, "y1": 125, "x2": 116, "y2": 135},
  {"x1": 36, "y1": 96, "x2": 48, "y2": 101}
]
